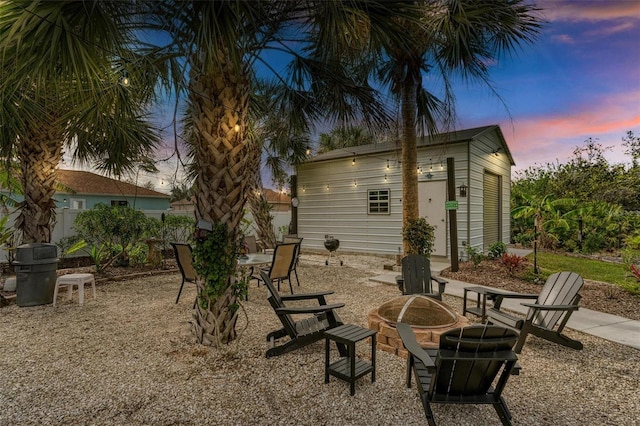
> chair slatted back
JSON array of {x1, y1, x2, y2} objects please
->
[
  {"x1": 533, "y1": 271, "x2": 583, "y2": 329},
  {"x1": 172, "y1": 243, "x2": 197, "y2": 282},
  {"x1": 260, "y1": 270, "x2": 297, "y2": 337},
  {"x1": 434, "y1": 325, "x2": 518, "y2": 396},
  {"x1": 269, "y1": 243, "x2": 297, "y2": 281},
  {"x1": 244, "y1": 235, "x2": 258, "y2": 254},
  {"x1": 402, "y1": 254, "x2": 435, "y2": 294}
]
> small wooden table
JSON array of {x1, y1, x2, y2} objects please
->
[
  {"x1": 324, "y1": 324, "x2": 377, "y2": 396},
  {"x1": 463, "y1": 286, "x2": 503, "y2": 322}
]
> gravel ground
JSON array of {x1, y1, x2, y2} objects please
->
[{"x1": 1, "y1": 253, "x2": 639, "y2": 425}]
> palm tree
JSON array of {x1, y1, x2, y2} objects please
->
[
  {"x1": 317, "y1": 126, "x2": 375, "y2": 154},
  {"x1": 375, "y1": 0, "x2": 542, "y2": 253},
  {"x1": 143, "y1": 1, "x2": 424, "y2": 345},
  {"x1": 0, "y1": 1, "x2": 159, "y2": 244}
]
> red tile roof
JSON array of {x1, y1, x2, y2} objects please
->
[
  {"x1": 264, "y1": 188, "x2": 290, "y2": 204},
  {"x1": 56, "y1": 170, "x2": 169, "y2": 198}
]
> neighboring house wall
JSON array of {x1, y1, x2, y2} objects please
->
[
  {"x1": 295, "y1": 125, "x2": 513, "y2": 258},
  {"x1": 55, "y1": 192, "x2": 170, "y2": 210}
]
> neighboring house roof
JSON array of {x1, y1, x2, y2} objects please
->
[
  {"x1": 264, "y1": 188, "x2": 290, "y2": 204},
  {"x1": 306, "y1": 124, "x2": 515, "y2": 166},
  {"x1": 56, "y1": 170, "x2": 170, "y2": 199}
]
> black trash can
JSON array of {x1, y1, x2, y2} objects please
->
[{"x1": 15, "y1": 243, "x2": 59, "y2": 307}]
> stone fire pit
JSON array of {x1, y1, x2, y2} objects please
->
[{"x1": 368, "y1": 295, "x2": 470, "y2": 357}]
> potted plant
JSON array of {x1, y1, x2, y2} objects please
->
[{"x1": 402, "y1": 217, "x2": 436, "y2": 257}]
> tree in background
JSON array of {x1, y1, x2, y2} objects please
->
[
  {"x1": 0, "y1": 1, "x2": 159, "y2": 244},
  {"x1": 511, "y1": 133, "x2": 640, "y2": 253},
  {"x1": 144, "y1": 1, "x2": 425, "y2": 346},
  {"x1": 373, "y1": 0, "x2": 541, "y2": 253}
]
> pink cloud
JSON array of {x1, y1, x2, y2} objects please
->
[
  {"x1": 551, "y1": 33, "x2": 576, "y2": 44},
  {"x1": 541, "y1": 1, "x2": 640, "y2": 22},
  {"x1": 504, "y1": 91, "x2": 640, "y2": 171}
]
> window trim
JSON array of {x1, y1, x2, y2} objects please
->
[{"x1": 367, "y1": 188, "x2": 390, "y2": 215}]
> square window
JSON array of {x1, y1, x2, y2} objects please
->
[{"x1": 368, "y1": 189, "x2": 390, "y2": 214}]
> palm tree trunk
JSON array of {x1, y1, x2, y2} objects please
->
[
  {"x1": 246, "y1": 143, "x2": 276, "y2": 249},
  {"x1": 189, "y1": 51, "x2": 250, "y2": 345},
  {"x1": 400, "y1": 76, "x2": 419, "y2": 254},
  {"x1": 15, "y1": 122, "x2": 63, "y2": 244}
]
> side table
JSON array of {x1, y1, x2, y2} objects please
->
[
  {"x1": 463, "y1": 286, "x2": 504, "y2": 322},
  {"x1": 324, "y1": 324, "x2": 377, "y2": 396}
]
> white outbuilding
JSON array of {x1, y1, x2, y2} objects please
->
[{"x1": 292, "y1": 125, "x2": 514, "y2": 260}]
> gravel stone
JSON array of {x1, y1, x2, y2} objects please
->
[{"x1": 1, "y1": 253, "x2": 638, "y2": 425}]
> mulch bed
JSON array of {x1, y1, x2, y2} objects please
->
[{"x1": 440, "y1": 259, "x2": 640, "y2": 321}]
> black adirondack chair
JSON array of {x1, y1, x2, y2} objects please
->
[
  {"x1": 260, "y1": 270, "x2": 347, "y2": 358},
  {"x1": 486, "y1": 271, "x2": 584, "y2": 353},
  {"x1": 397, "y1": 322, "x2": 520, "y2": 426},
  {"x1": 397, "y1": 255, "x2": 447, "y2": 300},
  {"x1": 171, "y1": 242, "x2": 198, "y2": 306}
]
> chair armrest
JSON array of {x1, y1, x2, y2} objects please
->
[
  {"x1": 280, "y1": 290, "x2": 334, "y2": 301},
  {"x1": 521, "y1": 302, "x2": 580, "y2": 311},
  {"x1": 275, "y1": 303, "x2": 345, "y2": 315},
  {"x1": 492, "y1": 292, "x2": 538, "y2": 309},
  {"x1": 396, "y1": 322, "x2": 435, "y2": 368},
  {"x1": 432, "y1": 276, "x2": 447, "y2": 285}
]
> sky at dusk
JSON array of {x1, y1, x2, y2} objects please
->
[
  {"x1": 88, "y1": 0, "x2": 640, "y2": 191},
  {"x1": 453, "y1": 0, "x2": 640, "y2": 173}
]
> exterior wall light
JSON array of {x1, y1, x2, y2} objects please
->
[{"x1": 458, "y1": 183, "x2": 468, "y2": 198}]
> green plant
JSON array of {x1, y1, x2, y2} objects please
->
[
  {"x1": 74, "y1": 204, "x2": 154, "y2": 268},
  {"x1": 403, "y1": 217, "x2": 435, "y2": 256},
  {"x1": 192, "y1": 222, "x2": 245, "y2": 305},
  {"x1": 163, "y1": 215, "x2": 195, "y2": 244},
  {"x1": 88, "y1": 244, "x2": 108, "y2": 273},
  {"x1": 128, "y1": 243, "x2": 149, "y2": 266},
  {"x1": 487, "y1": 241, "x2": 507, "y2": 259},
  {"x1": 466, "y1": 246, "x2": 485, "y2": 268},
  {"x1": 55, "y1": 236, "x2": 87, "y2": 260}
]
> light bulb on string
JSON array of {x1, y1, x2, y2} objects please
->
[{"x1": 386, "y1": 159, "x2": 390, "y2": 170}]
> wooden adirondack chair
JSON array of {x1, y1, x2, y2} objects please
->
[
  {"x1": 260, "y1": 271, "x2": 347, "y2": 358},
  {"x1": 486, "y1": 271, "x2": 584, "y2": 353},
  {"x1": 397, "y1": 255, "x2": 447, "y2": 300},
  {"x1": 397, "y1": 322, "x2": 520, "y2": 426},
  {"x1": 171, "y1": 242, "x2": 198, "y2": 306}
]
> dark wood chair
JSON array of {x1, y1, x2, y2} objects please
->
[
  {"x1": 397, "y1": 254, "x2": 447, "y2": 300},
  {"x1": 486, "y1": 271, "x2": 584, "y2": 353},
  {"x1": 260, "y1": 270, "x2": 347, "y2": 358},
  {"x1": 171, "y1": 242, "x2": 198, "y2": 306},
  {"x1": 283, "y1": 235, "x2": 303, "y2": 287},
  {"x1": 397, "y1": 322, "x2": 520, "y2": 426}
]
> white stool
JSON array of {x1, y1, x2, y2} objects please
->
[{"x1": 53, "y1": 273, "x2": 96, "y2": 307}]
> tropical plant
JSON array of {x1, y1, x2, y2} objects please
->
[
  {"x1": 402, "y1": 217, "x2": 435, "y2": 256},
  {"x1": 372, "y1": 0, "x2": 541, "y2": 253},
  {"x1": 0, "y1": 1, "x2": 159, "y2": 244},
  {"x1": 501, "y1": 253, "x2": 526, "y2": 276},
  {"x1": 74, "y1": 204, "x2": 154, "y2": 267},
  {"x1": 466, "y1": 246, "x2": 485, "y2": 268},
  {"x1": 142, "y1": 1, "x2": 428, "y2": 345},
  {"x1": 317, "y1": 126, "x2": 375, "y2": 154},
  {"x1": 487, "y1": 241, "x2": 507, "y2": 259}
]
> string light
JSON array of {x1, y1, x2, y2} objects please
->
[
  {"x1": 234, "y1": 124, "x2": 240, "y2": 132},
  {"x1": 121, "y1": 76, "x2": 130, "y2": 87},
  {"x1": 429, "y1": 159, "x2": 433, "y2": 172},
  {"x1": 352, "y1": 156, "x2": 356, "y2": 165},
  {"x1": 384, "y1": 174, "x2": 387, "y2": 181},
  {"x1": 353, "y1": 179, "x2": 357, "y2": 187},
  {"x1": 440, "y1": 161, "x2": 444, "y2": 170},
  {"x1": 386, "y1": 159, "x2": 390, "y2": 170},
  {"x1": 306, "y1": 146, "x2": 311, "y2": 156},
  {"x1": 302, "y1": 185, "x2": 306, "y2": 192}
]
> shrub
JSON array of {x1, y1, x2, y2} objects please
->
[
  {"x1": 487, "y1": 241, "x2": 507, "y2": 259},
  {"x1": 466, "y1": 246, "x2": 484, "y2": 267},
  {"x1": 403, "y1": 217, "x2": 436, "y2": 256},
  {"x1": 513, "y1": 232, "x2": 534, "y2": 248},
  {"x1": 501, "y1": 253, "x2": 526, "y2": 275}
]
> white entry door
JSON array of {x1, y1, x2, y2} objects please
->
[{"x1": 418, "y1": 180, "x2": 447, "y2": 257}]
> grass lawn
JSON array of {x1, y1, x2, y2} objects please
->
[{"x1": 526, "y1": 251, "x2": 640, "y2": 294}]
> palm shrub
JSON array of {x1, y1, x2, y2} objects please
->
[{"x1": 487, "y1": 241, "x2": 507, "y2": 259}]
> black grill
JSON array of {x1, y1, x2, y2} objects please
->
[{"x1": 324, "y1": 235, "x2": 343, "y2": 266}]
